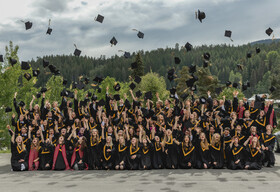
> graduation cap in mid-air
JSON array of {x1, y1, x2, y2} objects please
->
[
  {"x1": 0, "y1": 55, "x2": 3, "y2": 62},
  {"x1": 247, "y1": 52, "x2": 252, "y2": 58},
  {"x1": 203, "y1": 60, "x2": 209, "y2": 68},
  {"x1": 185, "y1": 42, "x2": 192, "y2": 51},
  {"x1": 136, "y1": 90, "x2": 142, "y2": 98},
  {"x1": 21, "y1": 61, "x2": 30, "y2": 70},
  {"x1": 167, "y1": 69, "x2": 176, "y2": 82},
  {"x1": 5, "y1": 107, "x2": 12, "y2": 113},
  {"x1": 203, "y1": 53, "x2": 210, "y2": 61},
  {"x1": 226, "y1": 81, "x2": 232, "y2": 87},
  {"x1": 256, "y1": 47, "x2": 261, "y2": 54},
  {"x1": 265, "y1": 27, "x2": 273, "y2": 36},
  {"x1": 110, "y1": 37, "x2": 118, "y2": 46},
  {"x1": 21, "y1": 20, "x2": 32, "y2": 30},
  {"x1": 237, "y1": 64, "x2": 243, "y2": 71},
  {"x1": 40, "y1": 87, "x2": 48, "y2": 93},
  {"x1": 9, "y1": 58, "x2": 17, "y2": 66},
  {"x1": 114, "y1": 83, "x2": 121, "y2": 91},
  {"x1": 225, "y1": 30, "x2": 233, "y2": 41},
  {"x1": 144, "y1": 91, "x2": 152, "y2": 100},
  {"x1": 189, "y1": 64, "x2": 196, "y2": 74},
  {"x1": 132, "y1": 29, "x2": 144, "y2": 39},
  {"x1": 93, "y1": 76, "x2": 104, "y2": 83},
  {"x1": 32, "y1": 69, "x2": 40, "y2": 77},
  {"x1": 43, "y1": 59, "x2": 49, "y2": 68},
  {"x1": 95, "y1": 14, "x2": 104, "y2": 23},
  {"x1": 46, "y1": 19, "x2": 52, "y2": 35},
  {"x1": 196, "y1": 9, "x2": 206, "y2": 23},
  {"x1": 114, "y1": 94, "x2": 120, "y2": 101},
  {"x1": 134, "y1": 76, "x2": 142, "y2": 84},
  {"x1": 129, "y1": 82, "x2": 136, "y2": 90},
  {"x1": 24, "y1": 73, "x2": 31, "y2": 81},
  {"x1": 233, "y1": 82, "x2": 239, "y2": 88},
  {"x1": 63, "y1": 79, "x2": 67, "y2": 86},
  {"x1": 199, "y1": 96, "x2": 207, "y2": 104},
  {"x1": 73, "y1": 44, "x2": 81, "y2": 56},
  {"x1": 174, "y1": 57, "x2": 181, "y2": 64}
]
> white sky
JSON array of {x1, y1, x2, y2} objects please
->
[{"x1": 0, "y1": 0, "x2": 279, "y2": 61}]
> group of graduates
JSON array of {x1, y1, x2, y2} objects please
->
[{"x1": 7, "y1": 86, "x2": 277, "y2": 171}]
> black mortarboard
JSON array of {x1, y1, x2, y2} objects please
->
[
  {"x1": 169, "y1": 87, "x2": 176, "y2": 95},
  {"x1": 131, "y1": 62, "x2": 137, "y2": 69},
  {"x1": 48, "y1": 64, "x2": 56, "y2": 73},
  {"x1": 60, "y1": 89, "x2": 69, "y2": 97},
  {"x1": 186, "y1": 78, "x2": 195, "y2": 88},
  {"x1": 87, "y1": 91, "x2": 92, "y2": 97},
  {"x1": 98, "y1": 99, "x2": 105, "y2": 106},
  {"x1": 54, "y1": 70, "x2": 60, "y2": 76},
  {"x1": 24, "y1": 21, "x2": 32, "y2": 30},
  {"x1": 21, "y1": 61, "x2": 30, "y2": 70},
  {"x1": 40, "y1": 87, "x2": 47, "y2": 93},
  {"x1": 97, "y1": 87, "x2": 102, "y2": 93},
  {"x1": 185, "y1": 42, "x2": 192, "y2": 51},
  {"x1": 189, "y1": 64, "x2": 196, "y2": 74},
  {"x1": 224, "y1": 30, "x2": 232, "y2": 38},
  {"x1": 43, "y1": 59, "x2": 49, "y2": 68},
  {"x1": 134, "y1": 76, "x2": 141, "y2": 84},
  {"x1": 76, "y1": 82, "x2": 85, "y2": 90},
  {"x1": 129, "y1": 82, "x2": 136, "y2": 90},
  {"x1": 114, "y1": 94, "x2": 120, "y2": 101},
  {"x1": 32, "y1": 70, "x2": 40, "y2": 77},
  {"x1": 203, "y1": 53, "x2": 210, "y2": 61},
  {"x1": 233, "y1": 82, "x2": 238, "y2": 88},
  {"x1": 226, "y1": 81, "x2": 232, "y2": 87},
  {"x1": 265, "y1": 27, "x2": 273, "y2": 36},
  {"x1": 84, "y1": 77, "x2": 90, "y2": 84},
  {"x1": 96, "y1": 14, "x2": 104, "y2": 23},
  {"x1": 203, "y1": 60, "x2": 209, "y2": 68},
  {"x1": 200, "y1": 96, "x2": 206, "y2": 104},
  {"x1": 136, "y1": 90, "x2": 142, "y2": 98},
  {"x1": 63, "y1": 79, "x2": 67, "y2": 85},
  {"x1": 9, "y1": 58, "x2": 17, "y2": 66},
  {"x1": 114, "y1": 83, "x2": 121, "y2": 91},
  {"x1": 144, "y1": 91, "x2": 152, "y2": 100},
  {"x1": 36, "y1": 92, "x2": 41, "y2": 98},
  {"x1": 137, "y1": 31, "x2": 144, "y2": 39},
  {"x1": 46, "y1": 27, "x2": 52, "y2": 35},
  {"x1": 181, "y1": 93, "x2": 189, "y2": 101},
  {"x1": 168, "y1": 74, "x2": 175, "y2": 82},
  {"x1": 19, "y1": 101, "x2": 25, "y2": 107},
  {"x1": 269, "y1": 86, "x2": 276, "y2": 93},
  {"x1": 74, "y1": 47, "x2": 81, "y2": 57},
  {"x1": 5, "y1": 107, "x2": 12, "y2": 113},
  {"x1": 197, "y1": 9, "x2": 206, "y2": 23},
  {"x1": 124, "y1": 52, "x2": 131, "y2": 58},
  {"x1": 242, "y1": 84, "x2": 247, "y2": 91},
  {"x1": 110, "y1": 37, "x2": 118, "y2": 46},
  {"x1": 247, "y1": 52, "x2": 252, "y2": 58},
  {"x1": 256, "y1": 47, "x2": 261, "y2": 54},
  {"x1": 174, "y1": 57, "x2": 181, "y2": 64},
  {"x1": 124, "y1": 99, "x2": 131, "y2": 109},
  {"x1": 0, "y1": 55, "x2": 3, "y2": 62},
  {"x1": 93, "y1": 76, "x2": 104, "y2": 83},
  {"x1": 168, "y1": 68, "x2": 175, "y2": 76},
  {"x1": 68, "y1": 91, "x2": 74, "y2": 98}
]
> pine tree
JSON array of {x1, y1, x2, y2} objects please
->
[
  {"x1": 196, "y1": 67, "x2": 219, "y2": 97},
  {"x1": 131, "y1": 52, "x2": 144, "y2": 78}
]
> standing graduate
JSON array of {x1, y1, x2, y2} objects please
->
[
  {"x1": 114, "y1": 125, "x2": 129, "y2": 170},
  {"x1": 260, "y1": 124, "x2": 275, "y2": 167},
  {"x1": 52, "y1": 135, "x2": 71, "y2": 170},
  {"x1": 174, "y1": 135, "x2": 195, "y2": 169},
  {"x1": 244, "y1": 136, "x2": 262, "y2": 170},
  {"x1": 210, "y1": 133, "x2": 224, "y2": 169},
  {"x1": 127, "y1": 137, "x2": 140, "y2": 170},
  {"x1": 27, "y1": 127, "x2": 43, "y2": 171},
  {"x1": 193, "y1": 130, "x2": 211, "y2": 169},
  {"x1": 39, "y1": 138, "x2": 54, "y2": 170},
  {"x1": 8, "y1": 125, "x2": 28, "y2": 171},
  {"x1": 101, "y1": 125, "x2": 115, "y2": 170},
  {"x1": 228, "y1": 136, "x2": 245, "y2": 170},
  {"x1": 139, "y1": 126, "x2": 153, "y2": 170},
  {"x1": 70, "y1": 133, "x2": 88, "y2": 170},
  {"x1": 150, "y1": 128, "x2": 164, "y2": 169},
  {"x1": 87, "y1": 128, "x2": 102, "y2": 169},
  {"x1": 162, "y1": 129, "x2": 178, "y2": 169}
]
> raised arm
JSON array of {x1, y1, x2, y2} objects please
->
[
  {"x1": 129, "y1": 89, "x2": 137, "y2": 101},
  {"x1": 29, "y1": 95, "x2": 35, "y2": 111},
  {"x1": 125, "y1": 124, "x2": 130, "y2": 141},
  {"x1": 114, "y1": 125, "x2": 119, "y2": 141}
]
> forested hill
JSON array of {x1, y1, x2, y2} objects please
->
[{"x1": 30, "y1": 40, "x2": 280, "y2": 97}]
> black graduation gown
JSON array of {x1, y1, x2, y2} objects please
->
[
  {"x1": 139, "y1": 143, "x2": 153, "y2": 169},
  {"x1": 10, "y1": 142, "x2": 28, "y2": 171},
  {"x1": 253, "y1": 117, "x2": 266, "y2": 134},
  {"x1": 151, "y1": 141, "x2": 164, "y2": 169},
  {"x1": 210, "y1": 142, "x2": 224, "y2": 169},
  {"x1": 228, "y1": 144, "x2": 245, "y2": 170},
  {"x1": 87, "y1": 136, "x2": 102, "y2": 170},
  {"x1": 177, "y1": 142, "x2": 195, "y2": 169},
  {"x1": 260, "y1": 133, "x2": 275, "y2": 166},
  {"x1": 127, "y1": 144, "x2": 141, "y2": 170},
  {"x1": 192, "y1": 133, "x2": 211, "y2": 169},
  {"x1": 245, "y1": 145, "x2": 262, "y2": 170},
  {"x1": 39, "y1": 142, "x2": 53, "y2": 170},
  {"x1": 115, "y1": 141, "x2": 128, "y2": 167},
  {"x1": 163, "y1": 138, "x2": 178, "y2": 169},
  {"x1": 101, "y1": 140, "x2": 115, "y2": 170}
]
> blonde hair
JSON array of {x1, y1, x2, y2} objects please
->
[
  {"x1": 211, "y1": 133, "x2": 221, "y2": 146},
  {"x1": 200, "y1": 132, "x2": 209, "y2": 150},
  {"x1": 16, "y1": 136, "x2": 26, "y2": 151}
]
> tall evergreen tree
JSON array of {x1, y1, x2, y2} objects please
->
[{"x1": 131, "y1": 52, "x2": 144, "y2": 78}]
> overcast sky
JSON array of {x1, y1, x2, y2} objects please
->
[{"x1": 0, "y1": 0, "x2": 279, "y2": 61}]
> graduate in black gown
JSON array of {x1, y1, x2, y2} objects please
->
[
  {"x1": 39, "y1": 138, "x2": 54, "y2": 170},
  {"x1": 139, "y1": 126, "x2": 153, "y2": 170},
  {"x1": 193, "y1": 130, "x2": 211, "y2": 169},
  {"x1": 244, "y1": 136, "x2": 262, "y2": 170},
  {"x1": 151, "y1": 129, "x2": 164, "y2": 169},
  {"x1": 9, "y1": 125, "x2": 28, "y2": 171},
  {"x1": 87, "y1": 128, "x2": 102, "y2": 169},
  {"x1": 260, "y1": 124, "x2": 275, "y2": 167},
  {"x1": 210, "y1": 133, "x2": 224, "y2": 169},
  {"x1": 52, "y1": 135, "x2": 71, "y2": 170},
  {"x1": 101, "y1": 125, "x2": 115, "y2": 170},
  {"x1": 228, "y1": 136, "x2": 245, "y2": 170},
  {"x1": 174, "y1": 135, "x2": 195, "y2": 169},
  {"x1": 127, "y1": 137, "x2": 140, "y2": 170},
  {"x1": 114, "y1": 125, "x2": 129, "y2": 170},
  {"x1": 70, "y1": 136, "x2": 88, "y2": 170},
  {"x1": 162, "y1": 129, "x2": 178, "y2": 169}
]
